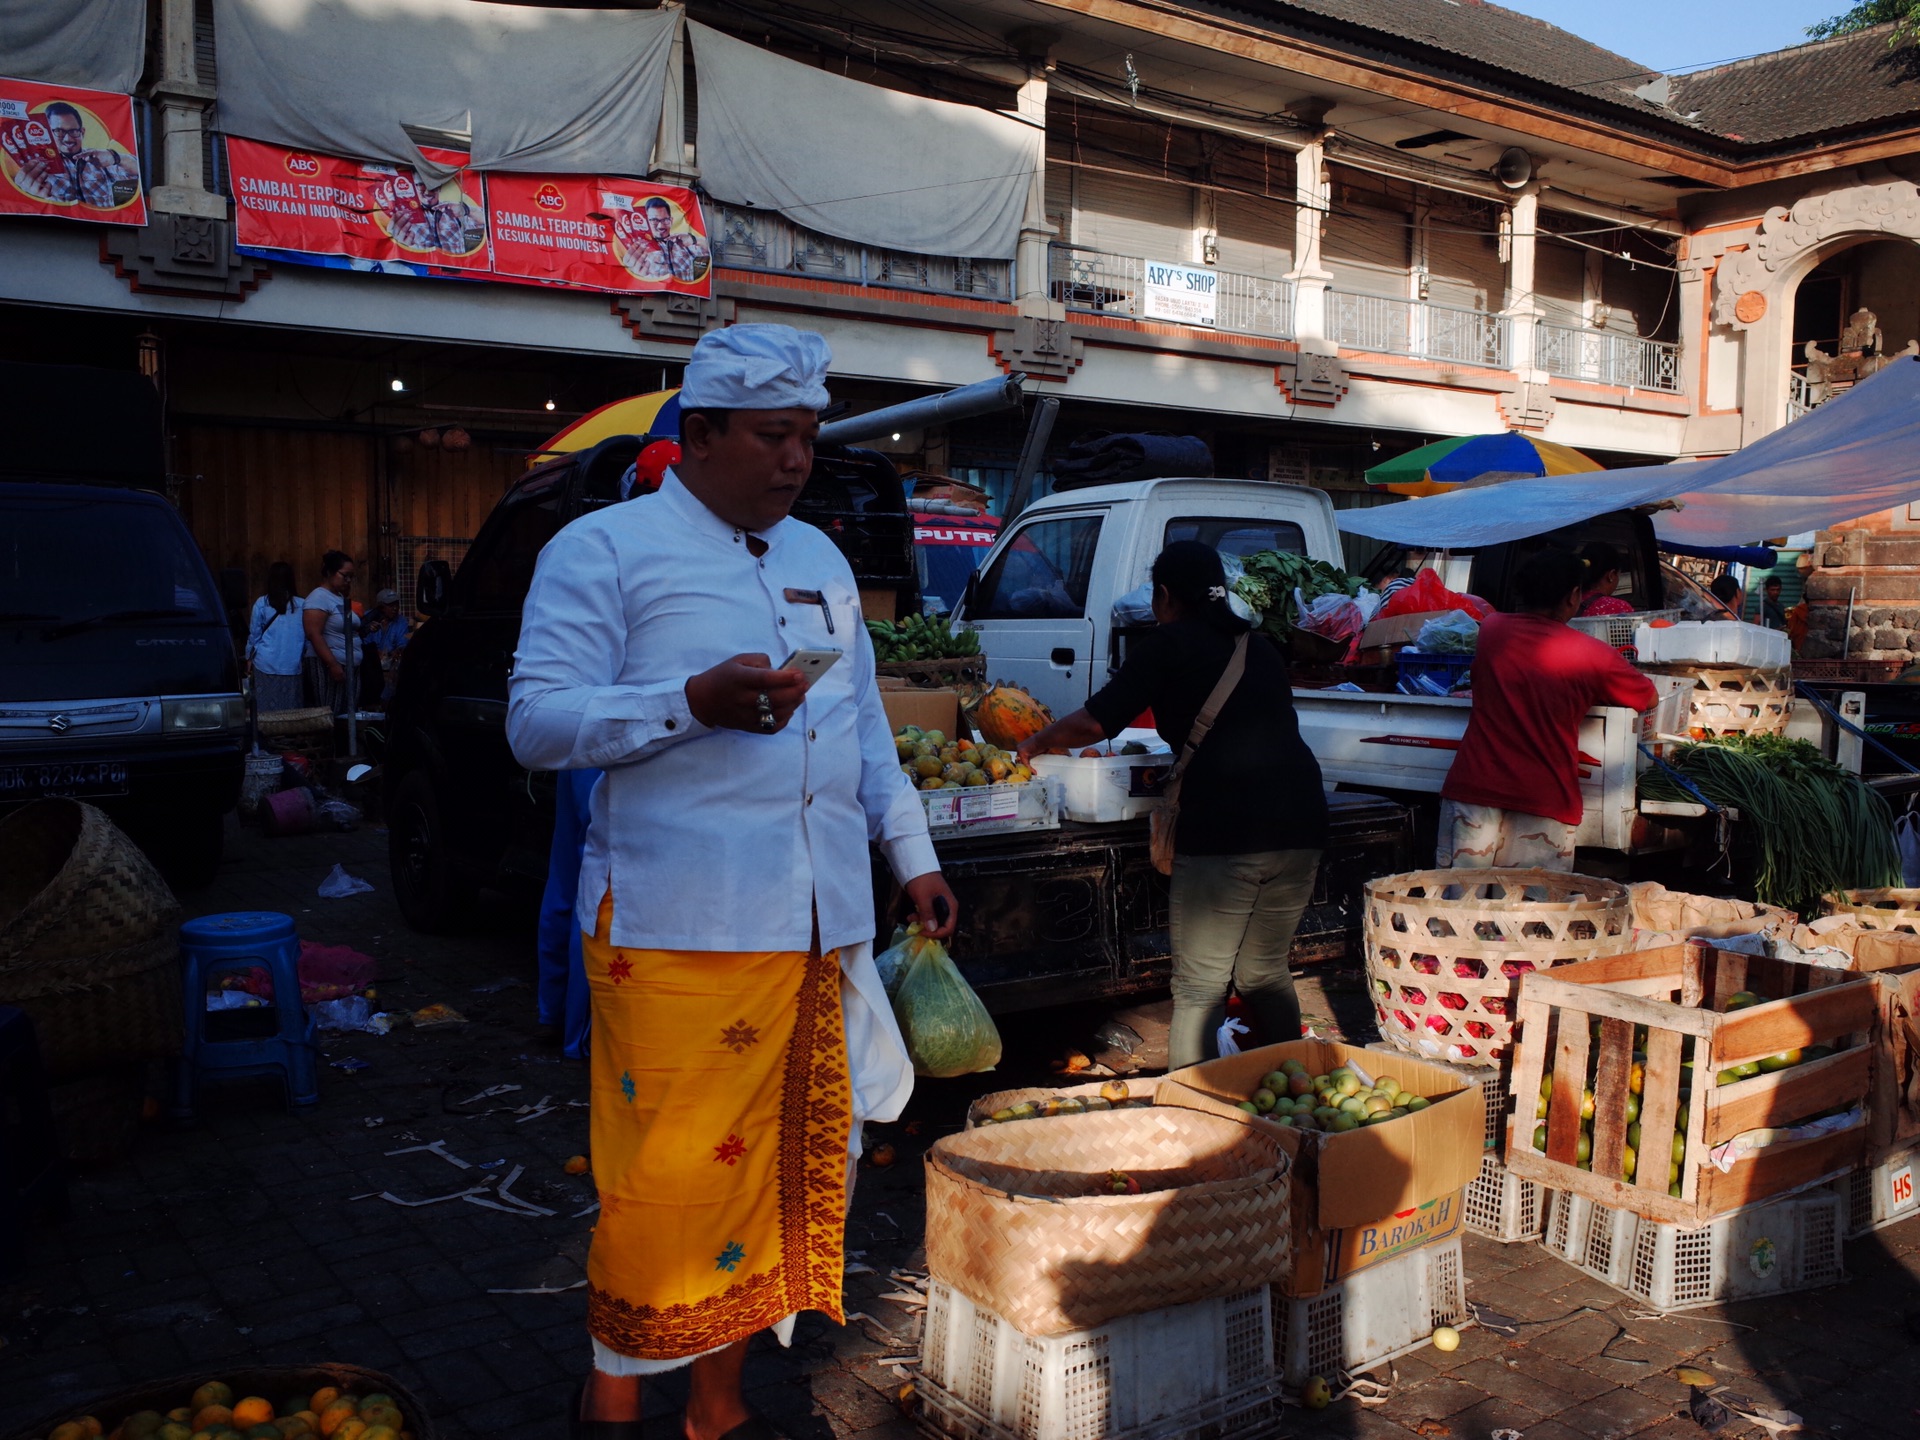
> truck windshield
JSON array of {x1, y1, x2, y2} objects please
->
[{"x1": 0, "y1": 493, "x2": 221, "y2": 636}]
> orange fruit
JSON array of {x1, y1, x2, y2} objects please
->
[
  {"x1": 292, "y1": 1416, "x2": 319, "y2": 1435},
  {"x1": 191, "y1": 1410, "x2": 233, "y2": 1434},
  {"x1": 316, "y1": 1404, "x2": 358, "y2": 1439},
  {"x1": 191, "y1": 1388, "x2": 234, "y2": 1415},
  {"x1": 331, "y1": 1420, "x2": 368, "y2": 1440},
  {"x1": 357, "y1": 1409, "x2": 401, "y2": 1433},
  {"x1": 79, "y1": 1422, "x2": 105, "y2": 1439},
  {"x1": 231, "y1": 1402, "x2": 274, "y2": 1430},
  {"x1": 51, "y1": 1424, "x2": 93, "y2": 1440},
  {"x1": 168, "y1": 1413, "x2": 193, "y2": 1426},
  {"x1": 563, "y1": 1155, "x2": 588, "y2": 1175},
  {"x1": 273, "y1": 1421, "x2": 308, "y2": 1439},
  {"x1": 159, "y1": 1426, "x2": 192, "y2": 1440},
  {"x1": 306, "y1": 1393, "x2": 339, "y2": 1418},
  {"x1": 124, "y1": 1413, "x2": 166, "y2": 1440},
  {"x1": 355, "y1": 1400, "x2": 391, "y2": 1414},
  {"x1": 359, "y1": 1428, "x2": 398, "y2": 1440}
]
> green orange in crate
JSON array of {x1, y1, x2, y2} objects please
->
[{"x1": 21, "y1": 1372, "x2": 431, "y2": 1440}]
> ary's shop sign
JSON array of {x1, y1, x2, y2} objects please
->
[
  {"x1": 0, "y1": 77, "x2": 145, "y2": 225},
  {"x1": 1142, "y1": 260, "x2": 1219, "y2": 327},
  {"x1": 485, "y1": 174, "x2": 711, "y2": 296}
]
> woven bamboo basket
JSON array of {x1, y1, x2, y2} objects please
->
[
  {"x1": 9, "y1": 1364, "x2": 438, "y2": 1440},
  {"x1": 0, "y1": 800, "x2": 178, "y2": 968},
  {"x1": 1822, "y1": 888, "x2": 1920, "y2": 933},
  {"x1": 875, "y1": 656, "x2": 986, "y2": 690},
  {"x1": 1643, "y1": 664, "x2": 1793, "y2": 737},
  {"x1": 1626, "y1": 882, "x2": 1796, "y2": 949},
  {"x1": 924, "y1": 1104, "x2": 1290, "y2": 1336},
  {"x1": 256, "y1": 705, "x2": 336, "y2": 736},
  {"x1": 0, "y1": 934, "x2": 183, "y2": 1081},
  {"x1": 963, "y1": 1077, "x2": 1160, "y2": 1128},
  {"x1": 1364, "y1": 868, "x2": 1633, "y2": 1065}
]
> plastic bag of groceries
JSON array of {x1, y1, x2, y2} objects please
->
[
  {"x1": 874, "y1": 925, "x2": 916, "y2": 999},
  {"x1": 890, "y1": 933, "x2": 1003, "y2": 1077},
  {"x1": 1415, "y1": 610, "x2": 1481, "y2": 654}
]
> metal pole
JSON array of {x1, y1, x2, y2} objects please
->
[
  {"x1": 816, "y1": 373, "x2": 1026, "y2": 447},
  {"x1": 344, "y1": 607, "x2": 358, "y2": 758},
  {"x1": 1004, "y1": 396, "x2": 1060, "y2": 523},
  {"x1": 1843, "y1": 584, "x2": 1856, "y2": 659}
]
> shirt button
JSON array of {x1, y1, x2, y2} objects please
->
[
  {"x1": 805, "y1": 794, "x2": 813, "y2": 806},
  {"x1": 779, "y1": 616, "x2": 787, "y2": 626},
  {"x1": 665, "y1": 719, "x2": 676, "y2": 730},
  {"x1": 808, "y1": 729, "x2": 816, "y2": 741}
]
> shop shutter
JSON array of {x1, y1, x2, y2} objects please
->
[
  {"x1": 1213, "y1": 191, "x2": 1294, "y2": 277},
  {"x1": 1074, "y1": 169, "x2": 1195, "y2": 265},
  {"x1": 1534, "y1": 237, "x2": 1588, "y2": 323},
  {"x1": 1323, "y1": 204, "x2": 1409, "y2": 295},
  {"x1": 1425, "y1": 213, "x2": 1502, "y2": 313}
]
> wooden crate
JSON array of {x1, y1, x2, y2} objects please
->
[{"x1": 1504, "y1": 942, "x2": 1877, "y2": 1226}]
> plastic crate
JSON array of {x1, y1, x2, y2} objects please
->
[
  {"x1": 919, "y1": 778, "x2": 1062, "y2": 840},
  {"x1": 915, "y1": 1280, "x2": 1280, "y2": 1440},
  {"x1": 1464, "y1": 1153, "x2": 1547, "y2": 1243},
  {"x1": 1567, "y1": 608, "x2": 1684, "y2": 653},
  {"x1": 1029, "y1": 745, "x2": 1172, "y2": 824},
  {"x1": 1273, "y1": 1237, "x2": 1467, "y2": 1385},
  {"x1": 1829, "y1": 1145, "x2": 1920, "y2": 1238},
  {"x1": 1539, "y1": 1190, "x2": 1846, "y2": 1312},
  {"x1": 1394, "y1": 650, "x2": 1473, "y2": 695}
]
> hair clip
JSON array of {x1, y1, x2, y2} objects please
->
[{"x1": 1207, "y1": 585, "x2": 1227, "y2": 600}]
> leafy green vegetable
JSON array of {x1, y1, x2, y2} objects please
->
[{"x1": 1231, "y1": 550, "x2": 1365, "y2": 642}]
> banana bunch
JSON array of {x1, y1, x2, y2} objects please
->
[{"x1": 867, "y1": 613, "x2": 982, "y2": 662}]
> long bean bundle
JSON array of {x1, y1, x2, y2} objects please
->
[{"x1": 1638, "y1": 733, "x2": 1900, "y2": 913}]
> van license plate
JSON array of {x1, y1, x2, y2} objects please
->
[{"x1": 0, "y1": 761, "x2": 130, "y2": 797}]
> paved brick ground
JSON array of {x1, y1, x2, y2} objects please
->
[{"x1": 6, "y1": 820, "x2": 1919, "y2": 1440}]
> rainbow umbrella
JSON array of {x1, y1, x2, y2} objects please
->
[
  {"x1": 536, "y1": 388, "x2": 681, "y2": 461},
  {"x1": 1365, "y1": 431, "x2": 1600, "y2": 497}
]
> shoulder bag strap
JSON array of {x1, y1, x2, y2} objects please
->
[{"x1": 1162, "y1": 632, "x2": 1249, "y2": 807}]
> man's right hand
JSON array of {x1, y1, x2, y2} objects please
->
[{"x1": 686, "y1": 654, "x2": 807, "y2": 734}]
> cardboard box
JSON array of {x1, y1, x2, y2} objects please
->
[
  {"x1": 882, "y1": 687, "x2": 960, "y2": 739},
  {"x1": 859, "y1": 586, "x2": 901, "y2": 622},
  {"x1": 1158, "y1": 1038, "x2": 1483, "y2": 1296},
  {"x1": 1356, "y1": 609, "x2": 1457, "y2": 654}
]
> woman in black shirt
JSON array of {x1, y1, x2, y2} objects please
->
[{"x1": 1018, "y1": 542, "x2": 1328, "y2": 1067}]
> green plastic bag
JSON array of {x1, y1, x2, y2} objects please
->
[{"x1": 890, "y1": 934, "x2": 1002, "y2": 1078}]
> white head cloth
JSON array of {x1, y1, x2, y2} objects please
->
[{"x1": 680, "y1": 324, "x2": 832, "y2": 411}]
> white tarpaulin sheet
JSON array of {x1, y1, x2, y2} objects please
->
[
  {"x1": 0, "y1": 0, "x2": 146, "y2": 93},
  {"x1": 213, "y1": 0, "x2": 677, "y2": 186},
  {"x1": 1339, "y1": 358, "x2": 1920, "y2": 548},
  {"x1": 688, "y1": 22, "x2": 1040, "y2": 259}
]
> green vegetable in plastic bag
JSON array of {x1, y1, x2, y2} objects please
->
[{"x1": 890, "y1": 934, "x2": 1002, "y2": 1078}]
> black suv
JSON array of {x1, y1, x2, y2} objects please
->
[
  {"x1": 384, "y1": 434, "x2": 913, "y2": 930},
  {"x1": 1, "y1": 364, "x2": 244, "y2": 886}
]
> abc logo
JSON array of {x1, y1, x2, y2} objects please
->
[
  {"x1": 534, "y1": 184, "x2": 565, "y2": 212},
  {"x1": 284, "y1": 152, "x2": 320, "y2": 176},
  {"x1": 23, "y1": 121, "x2": 50, "y2": 144},
  {"x1": 394, "y1": 175, "x2": 416, "y2": 200}
]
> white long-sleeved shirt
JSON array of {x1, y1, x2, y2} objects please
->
[
  {"x1": 246, "y1": 595, "x2": 306, "y2": 676},
  {"x1": 507, "y1": 471, "x2": 939, "y2": 955}
]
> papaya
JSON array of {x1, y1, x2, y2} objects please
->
[{"x1": 965, "y1": 684, "x2": 1053, "y2": 749}]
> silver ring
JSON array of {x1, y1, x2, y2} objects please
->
[{"x1": 756, "y1": 691, "x2": 775, "y2": 731}]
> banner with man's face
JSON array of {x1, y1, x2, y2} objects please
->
[
  {"x1": 0, "y1": 77, "x2": 145, "y2": 225},
  {"x1": 487, "y1": 176, "x2": 711, "y2": 296}
]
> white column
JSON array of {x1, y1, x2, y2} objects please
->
[
  {"x1": 1015, "y1": 62, "x2": 1060, "y2": 318},
  {"x1": 651, "y1": 8, "x2": 693, "y2": 184},
  {"x1": 1285, "y1": 133, "x2": 1332, "y2": 350},
  {"x1": 1505, "y1": 186, "x2": 1543, "y2": 377},
  {"x1": 149, "y1": 0, "x2": 223, "y2": 219}
]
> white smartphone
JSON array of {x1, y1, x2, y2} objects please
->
[{"x1": 782, "y1": 647, "x2": 843, "y2": 690}]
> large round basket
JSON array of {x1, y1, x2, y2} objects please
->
[
  {"x1": 10, "y1": 1365, "x2": 437, "y2": 1440},
  {"x1": 0, "y1": 799, "x2": 178, "y2": 968},
  {"x1": 924, "y1": 1104, "x2": 1290, "y2": 1336},
  {"x1": 1823, "y1": 888, "x2": 1920, "y2": 932},
  {"x1": 1, "y1": 933, "x2": 184, "y2": 1081},
  {"x1": 963, "y1": 1077, "x2": 1160, "y2": 1129},
  {"x1": 1642, "y1": 664, "x2": 1793, "y2": 737},
  {"x1": 1364, "y1": 868, "x2": 1632, "y2": 1065},
  {"x1": 1626, "y1": 882, "x2": 1796, "y2": 948}
]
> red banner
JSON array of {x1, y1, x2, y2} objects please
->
[
  {"x1": 487, "y1": 174, "x2": 711, "y2": 296},
  {"x1": 228, "y1": 138, "x2": 489, "y2": 271},
  {"x1": 0, "y1": 77, "x2": 145, "y2": 225}
]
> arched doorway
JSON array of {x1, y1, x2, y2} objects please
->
[{"x1": 1788, "y1": 238, "x2": 1920, "y2": 414}]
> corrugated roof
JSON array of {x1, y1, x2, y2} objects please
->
[{"x1": 1671, "y1": 26, "x2": 1920, "y2": 144}]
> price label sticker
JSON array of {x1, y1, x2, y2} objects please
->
[
  {"x1": 924, "y1": 792, "x2": 958, "y2": 827},
  {"x1": 1891, "y1": 1161, "x2": 1915, "y2": 1213}
]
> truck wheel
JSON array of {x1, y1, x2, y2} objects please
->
[
  {"x1": 157, "y1": 807, "x2": 226, "y2": 890},
  {"x1": 390, "y1": 769, "x2": 477, "y2": 932}
]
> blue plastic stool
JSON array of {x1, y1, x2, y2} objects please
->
[
  {"x1": 0, "y1": 1005, "x2": 67, "y2": 1277},
  {"x1": 173, "y1": 911, "x2": 319, "y2": 1117}
]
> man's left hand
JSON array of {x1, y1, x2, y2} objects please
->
[{"x1": 903, "y1": 872, "x2": 959, "y2": 941}]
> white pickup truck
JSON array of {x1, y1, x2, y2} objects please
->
[{"x1": 950, "y1": 477, "x2": 1864, "y2": 856}]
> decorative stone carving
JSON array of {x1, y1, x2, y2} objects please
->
[
  {"x1": 990, "y1": 317, "x2": 1084, "y2": 379},
  {"x1": 1276, "y1": 350, "x2": 1348, "y2": 407},
  {"x1": 99, "y1": 216, "x2": 271, "y2": 300},
  {"x1": 612, "y1": 291, "x2": 734, "y2": 342},
  {"x1": 1502, "y1": 380, "x2": 1557, "y2": 430},
  {"x1": 1712, "y1": 179, "x2": 1920, "y2": 329},
  {"x1": 1733, "y1": 290, "x2": 1767, "y2": 324}
]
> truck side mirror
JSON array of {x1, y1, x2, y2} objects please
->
[{"x1": 417, "y1": 559, "x2": 453, "y2": 617}]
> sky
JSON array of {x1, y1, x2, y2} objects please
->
[{"x1": 1496, "y1": 0, "x2": 1847, "y2": 72}]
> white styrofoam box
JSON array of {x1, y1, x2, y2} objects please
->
[
  {"x1": 1540, "y1": 1190, "x2": 1846, "y2": 1312},
  {"x1": 1829, "y1": 1146, "x2": 1920, "y2": 1238},
  {"x1": 916, "y1": 1280, "x2": 1280, "y2": 1440},
  {"x1": 1273, "y1": 1237, "x2": 1468, "y2": 1385},
  {"x1": 920, "y1": 778, "x2": 1062, "y2": 840},
  {"x1": 1633, "y1": 620, "x2": 1791, "y2": 669},
  {"x1": 1464, "y1": 1153, "x2": 1547, "y2": 1243},
  {"x1": 1030, "y1": 742, "x2": 1173, "y2": 824}
]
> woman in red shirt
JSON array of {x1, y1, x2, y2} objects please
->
[
  {"x1": 1575, "y1": 541, "x2": 1635, "y2": 618},
  {"x1": 1440, "y1": 549, "x2": 1656, "y2": 870}
]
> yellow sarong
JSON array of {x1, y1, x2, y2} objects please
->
[{"x1": 581, "y1": 893, "x2": 852, "y2": 1361}]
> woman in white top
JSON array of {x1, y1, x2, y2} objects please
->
[
  {"x1": 245, "y1": 560, "x2": 306, "y2": 712},
  {"x1": 302, "y1": 549, "x2": 357, "y2": 715}
]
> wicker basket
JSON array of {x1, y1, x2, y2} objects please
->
[
  {"x1": 9, "y1": 1365, "x2": 438, "y2": 1440},
  {"x1": 924, "y1": 1105, "x2": 1291, "y2": 1336},
  {"x1": 876, "y1": 656, "x2": 987, "y2": 691},
  {"x1": 1, "y1": 934, "x2": 183, "y2": 1081},
  {"x1": 1643, "y1": 663, "x2": 1793, "y2": 737},
  {"x1": 256, "y1": 705, "x2": 336, "y2": 736},
  {"x1": 0, "y1": 800, "x2": 178, "y2": 969},
  {"x1": 1626, "y1": 883, "x2": 1796, "y2": 948},
  {"x1": 1364, "y1": 868, "x2": 1633, "y2": 1065},
  {"x1": 964, "y1": 1078, "x2": 1161, "y2": 1128},
  {"x1": 1823, "y1": 889, "x2": 1920, "y2": 933}
]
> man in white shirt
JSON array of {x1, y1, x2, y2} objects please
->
[{"x1": 508, "y1": 324, "x2": 956, "y2": 1440}]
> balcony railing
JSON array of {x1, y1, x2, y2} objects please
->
[
  {"x1": 706, "y1": 202, "x2": 1012, "y2": 301},
  {"x1": 1324, "y1": 290, "x2": 1510, "y2": 368},
  {"x1": 1048, "y1": 243, "x2": 1295, "y2": 340},
  {"x1": 1535, "y1": 320, "x2": 1682, "y2": 393}
]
